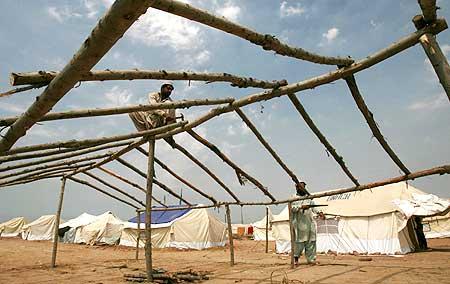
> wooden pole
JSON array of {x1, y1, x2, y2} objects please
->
[
  {"x1": 412, "y1": 15, "x2": 450, "y2": 102},
  {"x1": 136, "y1": 146, "x2": 217, "y2": 204},
  {"x1": 151, "y1": 0, "x2": 353, "y2": 66},
  {"x1": 418, "y1": 0, "x2": 437, "y2": 23},
  {"x1": 68, "y1": 176, "x2": 140, "y2": 209},
  {"x1": 265, "y1": 206, "x2": 269, "y2": 254},
  {"x1": 82, "y1": 171, "x2": 145, "y2": 207},
  {"x1": 288, "y1": 94, "x2": 359, "y2": 186},
  {"x1": 235, "y1": 109, "x2": 302, "y2": 186},
  {"x1": 288, "y1": 202, "x2": 295, "y2": 269},
  {"x1": 135, "y1": 210, "x2": 141, "y2": 260},
  {"x1": 10, "y1": 70, "x2": 287, "y2": 89},
  {"x1": 145, "y1": 138, "x2": 155, "y2": 282},
  {"x1": 0, "y1": 173, "x2": 66, "y2": 188},
  {"x1": 0, "y1": 152, "x2": 111, "y2": 175},
  {"x1": 98, "y1": 166, "x2": 166, "y2": 207},
  {"x1": 4, "y1": 121, "x2": 186, "y2": 156},
  {"x1": 169, "y1": 140, "x2": 241, "y2": 202},
  {"x1": 133, "y1": 164, "x2": 450, "y2": 210},
  {"x1": 115, "y1": 157, "x2": 192, "y2": 205},
  {"x1": 225, "y1": 204, "x2": 235, "y2": 266},
  {"x1": 343, "y1": 75, "x2": 411, "y2": 174},
  {"x1": 0, "y1": 140, "x2": 132, "y2": 164},
  {"x1": 187, "y1": 129, "x2": 275, "y2": 201},
  {"x1": 151, "y1": 20, "x2": 447, "y2": 142},
  {"x1": 0, "y1": 83, "x2": 46, "y2": 98},
  {"x1": 0, "y1": 98, "x2": 234, "y2": 127},
  {"x1": 0, "y1": 0, "x2": 156, "y2": 153},
  {"x1": 51, "y1": 177, "x2": 66, "y2": 268}
]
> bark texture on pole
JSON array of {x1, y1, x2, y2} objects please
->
[
  {"x1": 225, "y1": 204, "x2": 235, "y2": 266},
  {"x1": 0, "y1": 99, "x2": 233, "y2": 127},
  {"x1": 136, "y1": 210, "x2": 141, "y2": 260},
  {"x1": 265, "y1": 206, "x2": 269, "y2": 254},
  {"x1": 288, "y1": 94, "x2": 359, "y2": 186},
  {"x1": 10, "y1": 70, "x2": 287, "y2": 89},
  {"x1": 288, "y1": 202, "x2": 295, "y2": 269},
  {"x1": 153, "y1": 19, "x2": 448, "y2": 143},
  {"x1": 343, "y1": 75, "x2": 410, "y2": 174},
  {"x1": 187, "y1": 129, "x2": 274, "y2": 201},
  {"x1": 0, "y1": 0, "x2": 156, "y2": 153},
  {"x1": 51, "y1": 177, "x2": 66, "y2": 268},
  {"x1": 418, "y1": 0, "x2": 437, "y2": 23},
  {"x1": 235, "y1": 108, "x2": 302, "y2": 186},
  {"x1": 150, "y1": 0, "x2": 353, "y2": 66},
  {"x1": 136, "y1": 146, "x2": 217, "y2": 204},
  {"x1": 418, "y1": 34, "x2": 450, "y2": 101},
  {"x1": 145, "y1": 139, "x2": 156, "y2": 282},
  {"x1": 68, "y1": 176, "x2": 140, "y2": 209}
]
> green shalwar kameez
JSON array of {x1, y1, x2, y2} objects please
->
[{"x1": 291, "y1": 198, "x2": 317, "y2": 263}]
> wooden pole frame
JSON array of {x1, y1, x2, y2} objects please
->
[
  {"x1": 145, "y1": 138, "x2": 156, "y2": 282},
  {"x1": 135, "y1": 210, "x2": 141, "y2": 260},
  {"x1": 51, "y1": 177, "x2": 66, "y2": 268},
  {"x1": 288, "y1": 202, "x2": 295, "y2": 269},
  {"x1": 265, "y1": 206, "x2": 269, "y2": 254}
]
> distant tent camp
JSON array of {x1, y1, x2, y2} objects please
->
[
  {"x1": 120, "y1": 206, "x2": 227, "y2": 250},
  {"x1": 71, "y1": 212, "x2": 124, "y2": 245},
  {"x1": 269, "y1": 182, "x2": 449, "y2": 255},
  {"x1": 423, "y1": 210, "x2": 450, "y2": 239},
  {"x1": 251, "y1": 207, "x2": 275, "y2": 241},
  {"x1": 21, "y1": 215, "x2": 60, "y2": 241},
  {"x1": 58, "y1": 212, "x2": 99, "y2": 243},
  {"x1": 0, "y1": 217, "x2": 27, "y2": 237}
]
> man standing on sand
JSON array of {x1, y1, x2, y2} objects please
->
[{"x1": 291, "y1": 182, "x2": 324, "y2": 265}]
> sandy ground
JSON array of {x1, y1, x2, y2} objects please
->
[{"x1": 0, "y1": 237, "x2": 449, "y2": 283}]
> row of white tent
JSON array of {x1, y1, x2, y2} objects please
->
[
  {"x1": 252, "y1": 182, "x2": 450, "y2": 255},
  {"x1": 0, "y1": 207, "x2": 228, "y2": 250}
]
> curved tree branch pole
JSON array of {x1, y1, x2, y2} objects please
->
[{"x1": 10, "y1": 70, "x2": 287, "y2": 89}]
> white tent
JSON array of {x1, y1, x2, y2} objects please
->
[
  {"x1": 0, "y1": 217, "x2": 27, "y2": 237},
  {"x1": 73, "y1": 212, "x2": 124, "y2": 245},
  {"x1": 21, "y1": 215, "x2": 59, "y2": 241},
  {"x1": 119, "y1": 207, "x2": 228, "y2": 250},
  {"x1": 423, "y1": 210, "x2": 450, "y2": 239},
  {"x1": 251, "y1": 207, "x2": 275, "y2": 241},
  {"x1": 270, "y1": 182, "x2": 449, "y2": 255},
  {"x1": 59, "y1": 212, "x2": 99, "y2": 243}
]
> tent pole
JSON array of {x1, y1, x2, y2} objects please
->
[
  {"x1": 225, "y1": 204, "x2": 235, "y2": 266},
  {"x1": 51, "y1": 177, "x2": 66, "y2": 268},
  {"x1": 145, "y1": 138, "x2": 156, "y2": 282},
  {"x1": 135, "y1": 209, "x2": 141, "y2": 260},
  {"x1": 288, "y1": 202, "x2": 295, "y2": 269},
  {"x1": 265, "y1": 206, "x2": 269, "y2": 253}
]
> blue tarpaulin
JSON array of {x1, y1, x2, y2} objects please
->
[{"x1": 129, "y1": 205, "x2": 192, "y2": 224}]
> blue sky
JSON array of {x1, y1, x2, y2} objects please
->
[{"x1": 0, "y1": 0, "x2": 449, "y2": 223}]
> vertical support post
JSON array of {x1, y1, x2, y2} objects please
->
[
  {"x1": 145, "y1": 138, "x2": 156, "y2": 282},
  {"x1": 288, "y1": 202, "x2": 295, "y2": 269},
  {"x1": 225, "y1": 204, "x2": 235, "y2": 266},
  {"x1": 419, "y1": 33, "x2": 450, "y2": 101},
  {"x1": 135, "y1": 210, "x2": 141, "y2": 260},
  {"x1": 51, "y1": 177, "x2": 66, "y2": 268},
  {"x1": 265, "y1": 207, "x2": 269, "y2": 253}
]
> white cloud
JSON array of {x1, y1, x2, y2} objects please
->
[
  {"x1": 47, "y1": 6, "x2": 82, "y2": 23},
  {"x1": 0, "y1": 102, "x2": 26, "y2": 114},
  {"x1": 323, "y1": 28, "x2": 339, "y2": 42},
  {"x1": 408, "y1": 93, "x2": 448, "y2": 111},
  {"x1": 103, "y1": 86, "x2": 133, "y2": 107},
  {"x1": 217, "y1": 2, "x2": 241, "y2": 21},
  {"x1": 280, "y1": 1, "x2": 305, "y2": 18},
  {"x1": 227, "y1": 125, "x2": 236, "y2": 136}
]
